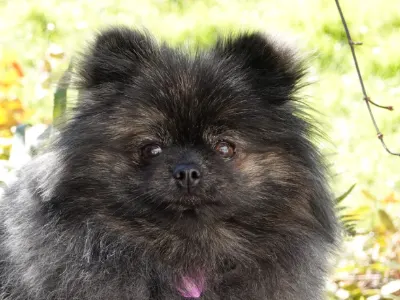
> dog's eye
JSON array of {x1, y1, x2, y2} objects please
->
[
  {"x1": 141, "y1": 144, "x2": 162, "y2": 158},
  {"x1": 215, "y1": 141, "x2": 235, "y2": 159}
]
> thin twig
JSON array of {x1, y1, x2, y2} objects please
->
[{"x1": 334, "y1": 0, "x2": 400, "y2": 156}]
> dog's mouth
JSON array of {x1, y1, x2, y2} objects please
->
[
  {"x1": 169, "y1": 201, "x2": 223, "y2": 215},
  {"x1": 155, "y1": 194, "x2": 222, "y2": 211}
]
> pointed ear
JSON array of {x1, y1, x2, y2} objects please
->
[
  {"x1": 214, "y1": 32, "x2": 305, "y2": 104},
  {"x1": 76, "y1": 27, "x2": 156, "y2": 88}
]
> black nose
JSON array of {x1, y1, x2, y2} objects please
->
[{"x1": 173, "y1": 164, "x2": 201, "y2": 190}]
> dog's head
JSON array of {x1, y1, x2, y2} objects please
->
[{"x1": 46, "y1": 28, "x2": 335, "y2": 251}]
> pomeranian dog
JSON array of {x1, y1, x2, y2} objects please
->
[{"x1": 0, "y1": 27, "x2": 338, "y2": 300}]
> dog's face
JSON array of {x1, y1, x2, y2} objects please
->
[{"x1": 54, "y1": 28, "x2": 334, "y2": 245}]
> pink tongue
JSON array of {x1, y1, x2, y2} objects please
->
[{"x1": 176, "y1": 274, "x2": 205, "y2": 298}]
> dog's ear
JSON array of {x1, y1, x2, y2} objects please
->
[
  {"x1": 76, "y1": 27, "x2": 156, "y2": 88},
  {"x1": 214, "y1": 32, "x2": 305, "y2": 104}
]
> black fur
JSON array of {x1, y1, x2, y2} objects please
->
[{"x1": 0, "y1": 27, "x2": 338, "y2": 300}]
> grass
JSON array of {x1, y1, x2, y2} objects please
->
[{"x1": 1, "y1": 0, "x2": 400, "y2": 298}]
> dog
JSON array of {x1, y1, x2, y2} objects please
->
[{"x1": 0, "y1": 27, "x2": 338, "y2": 299}]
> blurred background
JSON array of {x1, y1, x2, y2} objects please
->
[{"x1": 0, "y1": 0, "x2": 399, "y2": 298}]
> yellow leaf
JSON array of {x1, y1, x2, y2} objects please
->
[
  {"x1": 47, "y1": 44, "x2": 65, "y2": 59},
  {"x1": 378, "y1": 209, "x2": 396, "y2": 233},
  {"x1": 0, "y1": 69, "x2": 20, "y2": 87},
  {"x1": 347, "y1": 205, "x2": 372, "y2": 217},
  {"x1": 382, "y1": 192, "x2": 400, "y2": 204},
  {"x1": 0, "y1": 99, "x2": 26, "y2": 133},
  {"x1": 361, "y1": 189, "x2": 377, "y2": 202}
]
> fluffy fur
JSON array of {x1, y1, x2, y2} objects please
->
[{"x1": 0, "y1": 27, "x2": 338, "y2": 300}]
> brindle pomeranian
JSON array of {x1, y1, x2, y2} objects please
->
[{"x1": 0, "y1": 27, "x2": 338, "y2": 300}]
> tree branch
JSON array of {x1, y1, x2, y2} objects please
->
[{"x1": 334, "y1": 0, "x2": 399, "y2": 156}]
